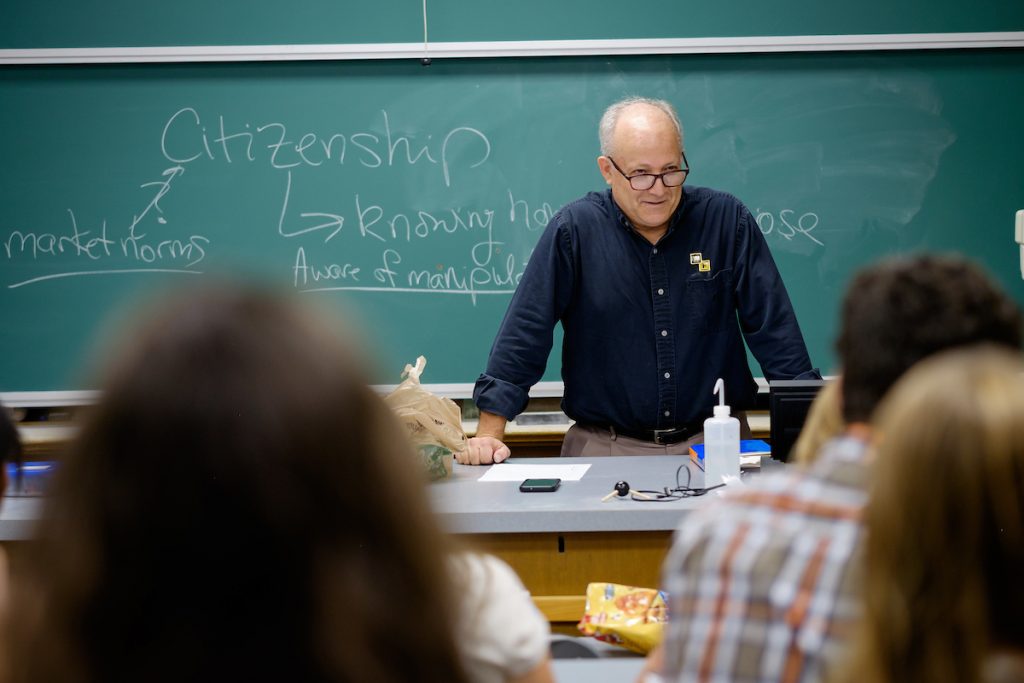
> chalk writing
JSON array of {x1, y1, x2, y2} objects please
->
[
  {"x1": 161, "y1": 108, "x2": 490, "y2": 187},
  {"x1": 4, "y1": 211, "x2": 112, "y2": 261},
  {"x1": 292, "y1": 247, "x2": 361, "y2": 287},
  {"x1": 3, "y1": 106, "x2": 538, "y2": 302},
  {"x1": 8, "y1": 269, "x2": 202, "y2": 290},
  {"x1": 4, "y1": 165, "x2": 210, "y2": 288},
  {"x1": 304, "y1": 247, "x2": 526, "y2": 305},
  {"x1": 275, "y1": 170, "x2": 498, "y2": 247},
  {"x1": 755, "y1": 208, "x2": 823, "y2": 247},
  {"x1": 508, "y1": 190, "x2": 555, "y2": 231}
]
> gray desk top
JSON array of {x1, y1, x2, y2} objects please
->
[
  {"x1": 0, "y1": 455, "x2": 780, "y2": 542},
  {"x1": 429, "y1": 455, "x2": 774, "y2": 535},
  {"x1": 0, "y1": 497, "x2": 43, "y2": 542}
]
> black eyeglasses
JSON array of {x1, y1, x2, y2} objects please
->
[{"x1": 606, "y1": 152, "x2": 689, "y2": 191}]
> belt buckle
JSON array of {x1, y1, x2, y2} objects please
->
[{"x1": 652, "y1": 428, "x2": 675, "y2": 445}]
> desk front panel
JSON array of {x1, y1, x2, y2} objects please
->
[{"x1": 466, "y1": 529, "x2": 674, "y2": 624}]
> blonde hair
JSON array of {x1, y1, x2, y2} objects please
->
[
  {"x1": 791, "y1": 380, "x2": 844, "y2": 467},
  {"x1": 837, "y1": 346, "x2": 1024, "y2": 683}
]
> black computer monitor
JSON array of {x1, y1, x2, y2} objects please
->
[{"x1": 768, "y1": 379, "x2": 827, "y2": 463}]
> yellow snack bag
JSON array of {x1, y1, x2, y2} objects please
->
[{"x1": 577, "y1": 582, "x2": 668, "y2": 654}]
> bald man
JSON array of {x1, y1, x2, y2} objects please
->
[{"x1": 462, "y1": 97, "x2": 816, "y2": 463}]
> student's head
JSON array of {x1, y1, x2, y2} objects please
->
[
  {"x1": 597, "y1": 97, "x2": 687, "y2": 236},
  {"x1": 6, "y1": 283, "x2": 467, "y2": 683},
  {"x1": 850, "y1": 346, "x2": 1024, "y2": 683},
  {"x1": 835, "y1": 254, "x2": 1022, "y2": 424}
]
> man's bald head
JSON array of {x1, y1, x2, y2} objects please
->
[{"x1": 599, "y1": 97, "x2": 683, "y2": 157}]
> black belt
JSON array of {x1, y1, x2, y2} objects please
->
[{"x1": 606, "y1": 422, "x2": 703, "y2": 445}]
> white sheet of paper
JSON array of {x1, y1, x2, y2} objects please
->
[
  {"x1": 477, "y1": 463, "x2": 592, "y2": 482},
  {"x1": 740, "y1": 455, "x2": 762, "y2": 469}
]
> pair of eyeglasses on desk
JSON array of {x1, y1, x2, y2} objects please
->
[{"x1": 608, "y1": 464, "x2": 724, "y2": 502}]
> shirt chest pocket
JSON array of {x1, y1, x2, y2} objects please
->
[{"x1": 685, "y1": 269, "x2": 734, "y2": 333}]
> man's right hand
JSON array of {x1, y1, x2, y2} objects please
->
[
  {"x1": 457, "y1": 410, "x2": 511, "y2": 465},
  {"x1": 456, "y1": 436, "x2": 511, "y2": 465}
]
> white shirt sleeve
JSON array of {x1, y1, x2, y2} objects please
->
[{"x1": 451, "y1": 552, "x2": 550, "y2": 683}]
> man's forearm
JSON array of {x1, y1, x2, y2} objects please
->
[{"x1": 476, "y1": 410, "x2": 508, "y2": 441}]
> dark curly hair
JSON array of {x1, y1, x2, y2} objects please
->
[{"x1": 835, "y1": 253, "x2": 1022, "y2": 423}]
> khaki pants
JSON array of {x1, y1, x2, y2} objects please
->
[{"x1": 560, "y1": 413, "x2": 752, "y2": 457}]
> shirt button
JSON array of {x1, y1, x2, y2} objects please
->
[
  {"x1": 664, "y1": 372, "x2": 671, "y2": 379},
  {"x1": 652, "y1": 248, "x2": 658, "y2": 254},
  {"x1": 657, "y1": 288, "x2": 664, "y2": 295},
  {"x1": 661, "y1": 330, "x2": 668, "y2": 337},
  {"x1": 664, "y1": 410, "x2": 671, "y2": 417}
]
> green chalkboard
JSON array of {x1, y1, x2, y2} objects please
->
[
  {"x1": 3, "y1": 49, "x2": 1024, "y2": 393},
  {"x1": 5, "y1": 0, "x2": 1024, "y2": 48}
]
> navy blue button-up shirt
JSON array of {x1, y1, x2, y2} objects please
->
[{"x1": 474, "y1": 186, "x2": 815, "y2": 431}]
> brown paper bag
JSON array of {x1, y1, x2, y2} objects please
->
[{"x1": 384, "y1": 356, "x2": 466, "y2": 480}]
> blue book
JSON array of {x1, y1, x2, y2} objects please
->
[
  {"x1": 689, "y1": 439, "x2": 771, "y2": 467},
  {"x1": 5, "y1": 461, "x2": 58, "y2": 497}
]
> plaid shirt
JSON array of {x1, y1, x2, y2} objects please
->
[{"x1": 661, "y1": 436, "x2": 870, "y2": 683}]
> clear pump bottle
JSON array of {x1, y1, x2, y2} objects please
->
[{"x1": 702, "y1": 378, "x2": 740, "y2": 487}]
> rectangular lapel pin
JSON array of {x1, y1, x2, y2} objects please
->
[
  {"x1": 699, "y1": 260, "x2": 711, "y2": 272},
  {"x1": 690, "y1": 253, "x2": 702, "y2": 265}
]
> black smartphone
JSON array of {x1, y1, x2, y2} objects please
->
[{"x1": 519, "y1": 478, "x2": 561, "y2": 493}]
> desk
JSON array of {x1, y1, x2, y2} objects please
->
[
  {"x1": 430, "y1": 455, "x2": 776, "y2": 626},
  {"x1": 0, "y1": 497, "x2": 41, "y2": 542},
  {"x1": 1, "y1": 454, "x2": 776, "y2": 629}
]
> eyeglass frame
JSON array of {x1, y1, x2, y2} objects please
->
[{"x1": 605, "y1": 152, "x2": 690, "y2": 191}]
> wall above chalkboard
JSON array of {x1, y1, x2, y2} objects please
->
[
  {"x1": 5, "y1": 0, "x2": 1024, "y2": 49},
  {"x1": 2, "y1": 50, "x2": 1024, "y2": 396}
]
